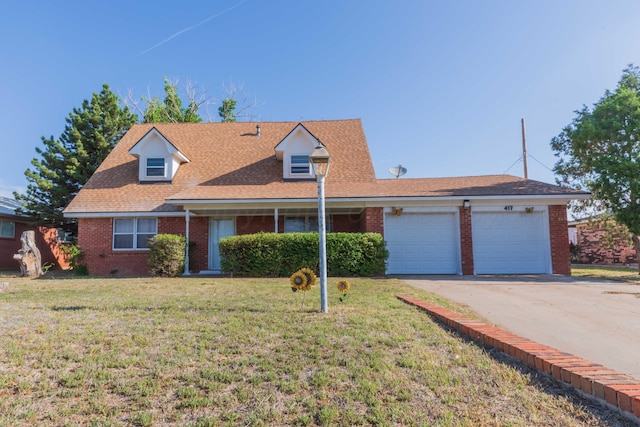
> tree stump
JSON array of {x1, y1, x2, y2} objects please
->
[{"x1": 13, "y1": 230, "x2": 43, "y2": 277}]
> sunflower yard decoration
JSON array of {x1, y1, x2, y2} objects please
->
[
  {"x1": 289, "y1": 268, "x2": 317, "y2": 310},
  {"x1": 337, "y1": 279, "x2": 350, "y2": 302},
  {"x1": 290, "y1": 270, "x2": 307, "y2": 292},
  {"x1": 298, "y1": 267, "x2": 316, "y2": 290}
]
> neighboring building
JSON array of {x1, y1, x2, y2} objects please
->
[
  {"x1": 569, "y1": 219, "x2": 636, "y2": 265},
  {"x1": 0, "y1": 197, "x2": 70, "y2": 271},
  {"x1": 63, "y1": 119, "x2": 588, "y2": 277}
]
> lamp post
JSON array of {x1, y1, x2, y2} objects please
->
[{"x1": 309, "y1": 145, "x2": 331, "y2": 314}]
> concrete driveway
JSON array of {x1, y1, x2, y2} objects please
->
[{"x1": 400, "y1": 275, "x2": 640, "y2": 379}]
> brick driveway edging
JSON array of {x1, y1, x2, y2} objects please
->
[{"x1": 397, "y1": 295, "x2": 640, "y2": 423}]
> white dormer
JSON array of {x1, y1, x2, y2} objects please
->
[
  {"x1": 274, "y1": 123, "x2": 322, "y2": 180},
  {"x1": 128, "y1": 128, "x2": 190, "y2": 182}
]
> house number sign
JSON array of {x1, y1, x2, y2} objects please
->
[{"x1": 504, "y1": 205, "x2": 513, "y2": 211}]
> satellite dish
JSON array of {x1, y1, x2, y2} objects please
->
[{"x1": 388, "y1": 165, "x2": 407, "y2": 178}]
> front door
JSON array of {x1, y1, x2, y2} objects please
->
[{"x1": 209, "y1": 218, "x2": 235, "y2": 272}]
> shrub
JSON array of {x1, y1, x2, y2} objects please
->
[
  {"x1": 220, "y1": 232, "x2": 388, "y2": 277},
  {"x1": 60, "y1": 243, "x2": 88, "y2": 275},
  {"x1": 147, "y1": 234, "x2": 187, "y2": 277}
]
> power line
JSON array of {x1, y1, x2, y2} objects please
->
[
  {"x1": 503, "y1": 157, "x2": 522, "y2": 174},
  {"x1": 527, "y1": 154, "x2": 554, "y2": 172}
]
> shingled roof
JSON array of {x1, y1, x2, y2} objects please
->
[{"x1": 64, "y1": 119, "x2": 587, "y2": 215}]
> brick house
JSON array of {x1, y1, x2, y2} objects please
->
[
  {"x1": 0, "y1": 197, "x2": 70, "y2": 271},
  {"x1": 63, "y1": 119, "x2": 587, "y2": 276},
  {"x1": 569, "y1": 220, "x2": 637, "y2": 265}
]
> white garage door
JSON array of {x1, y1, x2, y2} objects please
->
[
  {"x1": 472, "y1": 211, "x2": 550, "y2": 274},
  {"x1": 385, "y1": 212, "x2": 460, "y2": 274}
]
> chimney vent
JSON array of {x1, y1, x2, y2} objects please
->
[{"x1": 256, "y1": 125, "x2": 261, "y2": 137}]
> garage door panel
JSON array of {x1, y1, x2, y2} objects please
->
[
  {"x1": 472, "y1": 211, "x2": 550, "y2": 274},
  {"x1": 385, "y1": 213, "x2": 459, "y2": 274}
]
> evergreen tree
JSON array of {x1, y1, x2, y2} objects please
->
[
  {"x1": 14, "y1": 84, "x2": 137, "y2": 226},
  {"x1": 142, "y1": 78, "x2": 203, "y2": 123}
]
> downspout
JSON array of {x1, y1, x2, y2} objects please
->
[{"x1": 183, "y1": 209, "x2": 191, "y2": 276}]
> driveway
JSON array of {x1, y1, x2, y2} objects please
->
[{"x1": 400, "y1": 275, "x2": 640, "y2": 379}]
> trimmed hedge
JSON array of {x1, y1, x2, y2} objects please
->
[
  {"x1": 219, "y1": 232, "x2": 388, "y2": 277},
  {"x1": 147, "y1": 234, "x2": 187, "y2": 277}
]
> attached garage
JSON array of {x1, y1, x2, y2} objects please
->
[
  {"x1": 385, "y1": 211, "x2": 460, "y2": 274},
  {"x1": 471, "y1": 209, "x2": 551, "y2": 274}
]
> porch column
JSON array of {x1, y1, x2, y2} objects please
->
[
  {"x1": 274, "y1": 208, "x2": 279, "y2": 233},
  {"x1": 183, "y1": 209, "x2": 191, "y2": 276}
]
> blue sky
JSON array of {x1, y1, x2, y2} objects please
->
[{"x1": 2, "y1": 1, "x2": 640, "y2": 199}]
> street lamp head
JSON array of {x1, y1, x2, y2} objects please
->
[{"x1": 309, "y1": 145, "x2": 331, "y2": 177}]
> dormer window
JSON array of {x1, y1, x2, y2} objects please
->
[
  {"x1": 146, "y1": 158, "x2": 165, "y2": 177},
  {"x1": 290, "y1": 155, "x2": 310, "y2": 175},
  {"x1": 129, "y1": 127, "x2": 190, "y2": 183},
  {"x1": 274, "y1": 123, "x2": 322, "y2": 180}
]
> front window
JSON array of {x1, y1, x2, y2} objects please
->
[
  {"x1": 290, "y1": 155, "x2": 310, "y2": 175},
  {"x1": 284, "y1": 216, "x2": 329, "y2": 233},
  {"x1": 0, "y1": 221, "x2": 14, "y2": 238},
  {"x1": 113, "y1": 218, "x2": 157, "y2": 250},
  {"x1": 146, "y1": 158, "x2": 165, "y2": 177}
]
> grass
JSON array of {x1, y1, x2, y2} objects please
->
[
  {"x1": 572, "y1": 264, "x2": 640, "y2": 284},
  {"x1": 0, "y1": 273, "x2": 635, "y2": 426}
]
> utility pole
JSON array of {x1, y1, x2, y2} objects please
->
[{"x1": 521, "y1": 118, "x2": 529, "y2": 179}]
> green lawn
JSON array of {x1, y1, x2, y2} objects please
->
[
  {"x1": 0, "y1": 274, "x2": 633, "y2": 426},
  {"x1": 572, "y1": 264, "x2": 640, "y2": 284}
]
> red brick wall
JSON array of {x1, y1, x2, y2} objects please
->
[
  {"x1": 78, "y1": 218, "x2": 148, "y2": 276},
  {"x1": 362, "y1": 207, "x2": 384, "y2": 235},
  {"x1": 0, "y1": 221, "x2": 33, "y2": 270},
  {"x1": 38, "y1": 226, "x2": 71, "y2": 270},
  {"x1": 235, "y1": 214, "x2": 363, "y2": 234},
  {"x1": 459, "y1": 207, "x2": 474, "y2": 275},
  {"x1": 548, "y1": 205, "x2": 571, "y2": 275},
  {"x1": 78, "y1": 216, "x2": 213, "y2": 276},
  {"x1": 237, "y1": 215, "x2": 275, "y2": 235},
  {"x1": 330, "y1": 214, "x2": 362, "y2": 233},
  {"x1": 576, "y1": 224, "x2": 636, "y2": 265},
  {"x1": 0, "y1": 220, "x2": 69, "y2": 271},
  {"x1": 187, "y1": 217, "x2": 209, "y2": 273}
]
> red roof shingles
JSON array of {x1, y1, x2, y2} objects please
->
[{"x1": 64, "y1": 119, "x2": 586, "y2": 215}]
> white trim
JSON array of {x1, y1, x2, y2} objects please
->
[
  {"x1": 166, "y1": 193, "x2": 587, "y2": 206},
  {"x1": 384, "y1": 206, "x2": 459, "y2": 214},
  {"x1": 65, "y1": 194, "x2": 585, "y2": 218},
  {"x1": 471, "y1": 205, "x2": 545, "y2": 213},
  {"x1": 274, "y1": 208, "x2": 279, "y2": 233},
  {"x1": 183, "y1": 209, "x2": 191, "y2": 276}
]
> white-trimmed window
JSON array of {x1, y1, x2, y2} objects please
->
[
  {"x1": 0, "y1": 221, "x2": 15, "y2": 238},
  {"x1": 290, "y1": 155, "x2": 310, "y2": 175},
  {"x1": 113, "y1": 218, "x2": 157, "y2": 250},
  {"x1": 146, "y1": 158, "x2": 165, "y2": 178},
  {"x1": 284, "y1": 216, "x2": 330, "y2": 233}
]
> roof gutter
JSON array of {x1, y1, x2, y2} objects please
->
[{"x1": 165, "y1": 193, "x2": 589, "y2": 206}]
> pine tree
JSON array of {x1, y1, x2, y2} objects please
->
[{"x1": 14, "y1": 84, "x2": 137, "y2": 226}]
